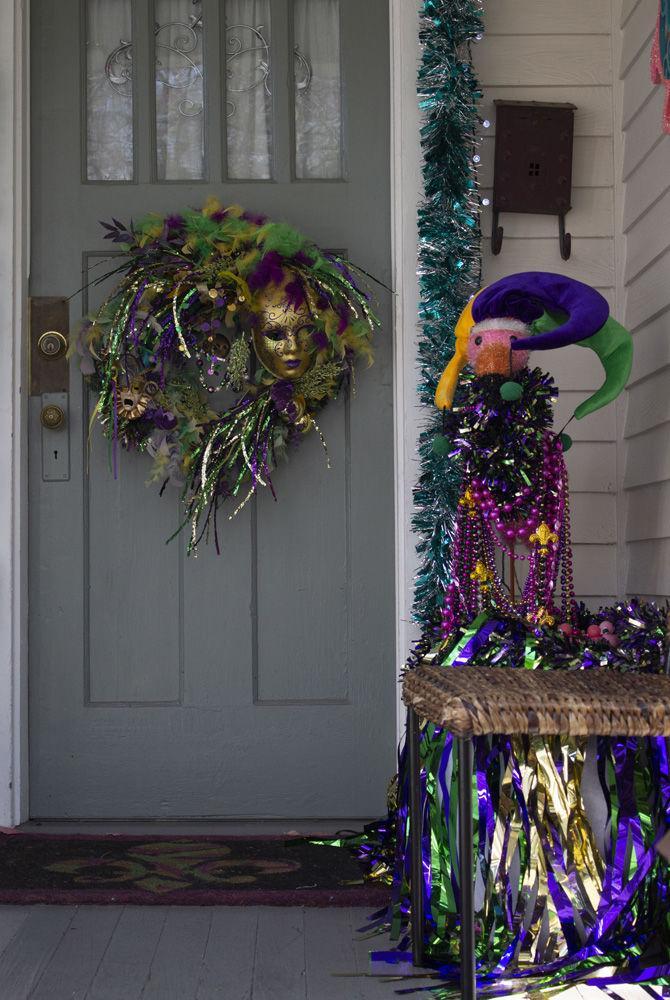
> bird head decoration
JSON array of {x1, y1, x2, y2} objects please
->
[{"x1": 435, "y1": 271, "x2": 633, "y2": 421}]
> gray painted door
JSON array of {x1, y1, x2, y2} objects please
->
[{"x1": 29, "y1": 0, "x2": 394, "y2": 818}]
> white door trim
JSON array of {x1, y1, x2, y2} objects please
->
[
  {"x1": 390, "y1": 0, "x2": 422, "y2": 739},
  {"x1": 0, "y1": 0, "x2": 421, "y2": 825},
  {"x1": 0, "y1": 0, "x2": 29, "y2": 827}
]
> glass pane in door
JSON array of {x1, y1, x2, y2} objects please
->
[
  {"x1": 155, "y1": 0, "x2": 206, "y2": 180},
  {"x1": 293, "y1": 0, "x2": 343, "y2": 180},
  {"x1": 224, "y1": 0, "x2": 273, "y2": 180},
  {"x1": 85, "y1": 0, "x2": 134, "y2": 181}
]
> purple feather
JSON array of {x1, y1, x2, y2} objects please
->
[
  {"x1": 336, "y1": 302, "x2": 350, "y2": 334},
  {"x1": 311, "y1": 329, "x2": 329, "y2": 351},
  {"x1": 248, "y1": 251, "x2": 285, "y2": 291},
  {"x1": 284, "y1": 279, "x2": 306, "y2": 310},
  {"x1": 242, "y1": 210, "x2": 267, "y2": 226},
  {"x1": 270, "y1": 379, "x2": 294, "y2": 411}
]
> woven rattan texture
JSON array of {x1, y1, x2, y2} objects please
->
[{"x1": 402, "y1": 665, "x2": 670, "y2": 737}]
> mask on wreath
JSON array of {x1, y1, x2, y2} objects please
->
[{"x1": 252, "y1": 278, "x2": 314, "y2": 381}]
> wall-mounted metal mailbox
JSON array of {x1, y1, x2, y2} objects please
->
[{"x1": 491, "y1": 100, "x2": 576, "y2": 260}]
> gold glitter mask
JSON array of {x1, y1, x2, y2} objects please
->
[{"x1": 252, "y1": 281, "x2": 315, "y2": 381}]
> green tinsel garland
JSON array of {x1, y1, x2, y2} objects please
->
[{"x1": 413, "y1": 0, "x2": 484, "y2": 630}]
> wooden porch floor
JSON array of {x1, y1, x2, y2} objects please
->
[
  {"x1": 0, "y1": 904, "x2": 436, "y2": 1000},
  {"x1": 0, "y1": 904, "x2": 656, "y2": 999}
]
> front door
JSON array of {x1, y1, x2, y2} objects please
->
[{"x1": 29, "y1": 0, "x2": 394, "y2": 819}]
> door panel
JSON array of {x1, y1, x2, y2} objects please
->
[{"x1": 29, "y1": 0, "x2": 393, "y2": 818}]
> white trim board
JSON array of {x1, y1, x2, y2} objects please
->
[
  {"x1": 390, "y1": 0, "x2": 423, "y2": 741},
  {"x1": 0, "y1": 0, "x2": 29, "y2": 827},
  {"x1": 0, "y1": 0, "x2": 422, "y2": 824}
]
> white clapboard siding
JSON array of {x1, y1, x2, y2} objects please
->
[
  {"x1": 624, "y1": 369, "x2": 670, "y2": 437},
  {"x1": 476, "y1": 35, "x2": 612, "y2": 87},
  {"x1": 572, "y1": 493, "x2": 618, "y2": 543},
  {"x1": 628, "y1": 310, "x2": 670, "y2": 384},
  {"x1": 625, "y1": 249, "x2": 670, "y2": 332},
  {"x1": 479, "y1": 188, "x2": 614, "y2": 239},
  {"x1": 624, "y1": 424, "x2": 670, "y2": 489},
  {"x1": 624, "y1": 188, "x2": 670, "y2": 282},
  {"x1": 622, "y1": 0, "x2": 643, "y2": 26},
  {"x1": 626, "y1": 481, "x2": 670, "y2": 540},
  {"x1": 622, "y1": 40, "x2": 656, "y2": 126},
  {"x1": 483, "y1": 239, "x2": 614, "y2": 288},
  {"x1": 622, "y1": 139, "x2": 670, "y2": 229},
  {"x1": 484, "y1": 0, "x2": 611, "y2": 35},
  {"x1": 475, "y1": 5, "x2": 617, "y2": 601},
  {"x1": 620, "y1": 0, "x2": 655, "y2": 76},
  {"x1": 627, "y1": 539, "x2": 670, "y2": 594},
  {"x1": 623, "y1": 88, "x2": 668, "y2": 177}
]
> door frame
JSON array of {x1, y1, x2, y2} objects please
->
[{"x1": 0, "y1": 0, "x2": 422, "y2": 826}]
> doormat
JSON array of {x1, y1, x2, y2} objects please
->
[{"x1": 0, "y1": 832, "x2": 391, "y2": 906}]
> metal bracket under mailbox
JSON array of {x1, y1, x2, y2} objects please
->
[{"x1": 41, "y1": 392, "x2": 70, "y2": 482}]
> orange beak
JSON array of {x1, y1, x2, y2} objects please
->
[{"x1": 473, "y1": 342, "x2": 514, "y2": 377}]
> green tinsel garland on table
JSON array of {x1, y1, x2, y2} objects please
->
[{"x1": 412, "y1": 0, "x2": 485, "y2": 630}]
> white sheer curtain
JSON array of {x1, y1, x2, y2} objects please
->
[
  {"x1": 224, "y1": 0, "x2": 273, "y2": 180},
  {"x1": 85, "y1": 0, "x2": 343, "y2": 184},
  {"x1": 86, "y1": 0, "x2": 134, "y2": 181},
  {"x1": 155, "y1": 0, "x2": 205, "y2": 181},
  {"x1": 294, "y1": 0, "x2": 343, "y2": 180}
]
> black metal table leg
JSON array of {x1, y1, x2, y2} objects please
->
[
  {"x1": 408, "y1": 707, "x2": 425, "y2": 967},
  {"x1": 458, "y1": 735, "x2": 476, "y2": 1000}
]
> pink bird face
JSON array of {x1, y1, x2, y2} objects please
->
[{"x1": 467, "y1": 323, "x2": 530, "y2": 378}]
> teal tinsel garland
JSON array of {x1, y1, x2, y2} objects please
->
[{"x1": 412, "y1": 0, "x2": 484, "y2": 631}]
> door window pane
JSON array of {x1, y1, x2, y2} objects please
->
[
  {"x1": 155, "y1": 0, "x2": 206, "y2": 180},
  {"x1": 86, "y1": 0, "x2": 134, "y2": 181},
  {"x1": 293, "y1": 0, "x2": 343, "y2": 180},
  {"x1": 224, "y1": 0, "x2": 273, "y2": 180}
]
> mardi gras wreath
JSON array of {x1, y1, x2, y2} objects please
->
[{"x1": 77, "y1": 199, "x2": 378, "y2": 552}]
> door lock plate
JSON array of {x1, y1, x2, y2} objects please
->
[
  {"x1": 41, "y1": 392, "x2": 70, "y2": 482},
  {"x1": 30, "y1": 297, "x2": 70, "y2": 395}
]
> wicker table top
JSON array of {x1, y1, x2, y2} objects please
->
[{"x1": 402, "y1": 664, "x2": 670, "y2": 737}]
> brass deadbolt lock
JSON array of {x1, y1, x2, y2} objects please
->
[
  {"x1": 38, "y1": 330, "x2": 68, "y2": 360},
  {"x1": 40, "y1": 403, "x2": 66, "y2": 430}
]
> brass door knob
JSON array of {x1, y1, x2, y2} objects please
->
[
  {"x1": 40, "y1": 403, "x2": 66, "y2": 430},
  {"x1": 38, "y1": 330, "x2": 68, "y2": 359}
]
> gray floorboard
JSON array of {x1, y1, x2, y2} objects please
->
[
  {"x1": 29, "y1": 907, "x2": 121, "y2": 1000},
  {"x1": 0, "y1": 906, "x2": 31, "y2": 961},
  {"x1": 304, "y1": 907, "x2": 366, "y2": 1000},
  {"x1": 251, "y1": 907, "x2": 307, "y2": 1000},
  {"x1": 141, "y1": 907, "x2": 212, "y2": 1000},
  {"x1": 85, "y1": 907, "x2": 167, "y2": 1000},
  {"x1": 0, "y1": 905, "x2": 440, "y2": 1000},
  {"x1": 0, "y1": 906, "x2": 75, "y2": 1000},
  {"x1": 195, "y1": 908, "x2": 258, "y2": 1000}
]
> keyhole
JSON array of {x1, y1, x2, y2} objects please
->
[{"x1": 54, "y1": 450, "x2": 58, "y2": 461}]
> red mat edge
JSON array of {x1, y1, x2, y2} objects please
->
[
  {"x1": 0, "y1": 887, "x2": 391, "y2": 907},
  {"x1": 0, "y1": 830, "x2": 331, "y2": 842}
]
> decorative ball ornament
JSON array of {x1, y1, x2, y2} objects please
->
[
  {"x1": 500, "y1": 380, "x2": 523, "y2": 401},
  {"x1": 78, "y1": 201, "x2": 379, "y2": 553}
]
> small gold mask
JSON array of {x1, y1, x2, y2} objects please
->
[{"x1": 252, "y1": 277, "x2": 314, "y2": 381}]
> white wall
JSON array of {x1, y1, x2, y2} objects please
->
[
  {"x1": 474, "y1": 0, "x2": 619, "y2": 606},
  {"x1": 615, "y1": 0, "x2": 670, "y2": 600}
]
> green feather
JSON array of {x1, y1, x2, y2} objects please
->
[{"x1": 256, "y1": 222, "x2": 307, "y2": 258}]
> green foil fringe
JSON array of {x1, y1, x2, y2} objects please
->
[{"x1": 412, "y1": 0, "x2": 484, "y2": 630}]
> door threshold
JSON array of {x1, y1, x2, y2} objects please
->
[{"x1": 18, "y1": 818, "x2": 375, "y2": 837}]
